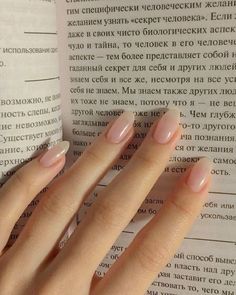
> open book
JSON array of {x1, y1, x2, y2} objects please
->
[{"x1": 1, "y1": 0, "x2": 236, "y2": 293}]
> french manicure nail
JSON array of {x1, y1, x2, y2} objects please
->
[
  {"x1": 106, "y1": 112, "x2": 135, "y2": 144},
  {"x1": 40, "y1": 141, "x2": 70, "y2": 168},
  {"x1": 186, "y1": 158, "x2": 212, "y2": 193},
  {"x1": 153, "y1": 109, "x2": 180, "y2": 144}
]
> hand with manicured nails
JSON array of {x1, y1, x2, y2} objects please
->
[{"x1": 0, "y1": 110, "x2": 212, "y2": 295}]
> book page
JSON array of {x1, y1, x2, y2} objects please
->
[
  {"x1": 0, "y1": 0, "x2": 62, "y2": 243},
  {"x1": 57, "y1": 1, "x2": 236, "y2": 294}
]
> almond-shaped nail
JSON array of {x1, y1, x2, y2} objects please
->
[
  {"x1": 106, "y1": 112, "x2": 135, "y2": 144},
  {"x1": 40, "y1": 141, "x2": 70, "y2": 168},
  {"x1": 153, "y1": 109, "x2": 180, "y2": 144},
  {"x1": 186, "y1": 158, "x2": 212, "y2": 193}
]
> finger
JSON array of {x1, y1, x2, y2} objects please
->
[
  {"x1": 91, "y1": 274, "x2": 102, "y2": 289},
  {"x1": 94, "y1": 158, "x2": 212, "y2": 295},
  {"x1": 40, "y1": 110, "x2": 182, "y2": 292},
  {"x1": 7, "y1": 112, "x2": 135, "y2": 272},
  {"x1": 0, "y1": 142, "x2": 68, "y2": 252},
  {"x1": 0, "y1": 245, "x2": 10, "y2": 257}
]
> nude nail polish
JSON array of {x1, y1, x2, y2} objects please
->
[
  {"x1": 40, "y1": 141, "x2": 70, "y2": 168},
  {"x1": 186, "y1": 158, "x2": 212, "y2": 193},
  {"x1": 106, "y1": 112, "x2": 135, "y2": 144},
  {"x1": 153, "y1": 109, "x2": 180, "y2": 144}
]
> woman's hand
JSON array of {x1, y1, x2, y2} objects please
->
[{"x1": 0, "y1": 110, "x2": 212, "y2": 295}]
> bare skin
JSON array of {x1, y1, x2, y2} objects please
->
[{"x1": 0, "y1": 110, "x2": 212, "y2": 295}]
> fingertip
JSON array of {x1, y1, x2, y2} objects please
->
[
  {"x1": 186, "y1": 158, "x2": 212, "y2": 193},
  {"x1": 152, "y1": 109, "x2": 180, "y2": 144},
  {"x1": 105, "y1": 112, "x2": 135, "y2": 144},
  {"x1": 39, "y1": 141, "x2": 70, "y2": 168},
  {"x1": 54, "y1": 155, "x2": 66, "y2": 170}
]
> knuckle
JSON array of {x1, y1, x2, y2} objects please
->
[
  {"x1": 13, "y1": 170, "x2": 30, "y2": 195},
  {"x1": 84, "y1": 149, "x2": 105, "y2": 165},
  {"x1": 135, "y1": 150, "x2": 161, "y2": 170},
  {"x1": 89, "y1": 197, "x2": 124, "y2": 230},
  {"x1": 168, "y1": 198, "x2": 193, "y2": 219},
  {"x1": 40, "y1": 189, "x2": 75, "y2": 217},
  {"x1": 134, "y1": 237, "x2": 171, "y2": 273}
]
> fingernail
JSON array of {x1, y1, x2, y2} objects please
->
[
  {"x1": 40, "y1": 141, "x2": 70, "y2": 168},
  {"x1": 106, "y1": 112, "x2": 135, "y2": 144},
  {"x1": 153, "y1": 109, "x2": 180, "y2": 144},
  {"x1": 186, "y1": 158, "x2": 212, "y2": 193}
]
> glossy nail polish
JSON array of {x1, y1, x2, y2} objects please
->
[
  {"x1": 153, "y1": 109, "x2": 180, "y2": 144},
  {"x1": 40, "y1": 141, "x2": 70, "y2": 168},
  {"x1": 106, "y1": 112, "x2": 135, "y2": 144},
  {"x1": 186, "y1": 158, "x2": 212, "y2": 193}
]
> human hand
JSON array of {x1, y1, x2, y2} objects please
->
[{"x1": 0, "y1": 110, "x2": 212, "y2": 295}]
